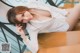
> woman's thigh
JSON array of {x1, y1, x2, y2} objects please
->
[{"x1": 65, "y1": 4, "x2": 80, "y2": 30}]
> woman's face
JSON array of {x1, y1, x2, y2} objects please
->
[{"x1": 16, "y1": 11, "x2": 33, "y2": 23}]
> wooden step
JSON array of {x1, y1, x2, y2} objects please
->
[
  {"x1": 38, "y1": 44, "x2": 80, "y2": 53},
  {"x1": 38, "y1": 31, "x2": 80, "y2": 48},
  {"x1": 24, "y1": 44, "x2": 80, "y2": 53},
  {"x1": 23, "y1": 31, "x2": 80, "y2": 53}
]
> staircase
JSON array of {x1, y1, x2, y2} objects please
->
[
  {"x1": 0, "y1": 22, "x2": 30, "y2": 53},
  {"x1": 38, "y1": 31, "x2": 80, "y2": 53}
]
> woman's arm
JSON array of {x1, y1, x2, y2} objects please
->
[
  {"x1": 26, "y1": 31, "x2": 39, "y2": 53},
  {"x1": 16, "y1": 24, "x2": 39, "y2": 53},
  {"x1": 20, "y1": 32, "x2": 39, "y2": 53},
  {"x1": 46, "y1": 5, "x2": 68, "y2": 16},
  {"x1": 16, "y1": 24, "x2": 30, "y2": 43},
  {"x1": 26, "y1": 2, "x2": 68, "y2": 18}
]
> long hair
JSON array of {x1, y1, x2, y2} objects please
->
[{"x1": 7, "y1": 6, "x2": 30, "y2": 29}]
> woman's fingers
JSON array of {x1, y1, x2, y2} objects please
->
[
  {"x1": 16, "y1": 24, "x2": 21, "y2": 27},
  {"x1": 16, "y1": 24, "x2": 23, "y2": 32},
  {"x1": 15, "y1": 24, "x2": 25, "y2": 35}
]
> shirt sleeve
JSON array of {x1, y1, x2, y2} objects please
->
[
  {"x1": 26, "y1": 2, "x2": 68, "y2": 18},
  {"x1": 23, "y1": 24, "x2": 39, "y2": 53},
  {"x1": 47, "y1": 5, "x2": 68, "y2": 16}
]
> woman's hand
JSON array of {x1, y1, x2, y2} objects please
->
[
  {"x1": 16, "y1": 24, "x2": 30, "y2": 43},
  {"x1": 16, "y1": 24, "x2": 25, "y2": 35}
]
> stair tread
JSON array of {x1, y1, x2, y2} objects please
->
[
  {"x1": 38, "y1": 44, "x2": 80, "y2": 53},
  {"x1": 38, "y1": 31, "x2": 80, "y2": 48}
]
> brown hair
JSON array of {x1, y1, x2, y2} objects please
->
[{"x1": 7, "y1": 6, "x2": 30, "y2": 29}]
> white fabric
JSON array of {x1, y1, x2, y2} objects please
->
[
  {"x1": 23, "y1": 2, "x2": 69, "y2": 53},
  {"x1": 26, "y1": 2, "x2": 69, "y2": 32}
]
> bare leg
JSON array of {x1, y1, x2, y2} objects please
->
[{"x1": 65, "y1": 4, "x2": 80, "y2": 30}]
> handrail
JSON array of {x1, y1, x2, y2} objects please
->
[
  {"x1": 1, "y1": 27, "x2": 8, "y2": 42},
  {"x1": 0, "y1": 0, "x2": 14, "y2": 7},
  {"x1": 0, "y1": 0, "x2": 58, "y2": 7},
  {"x1": 0, "y1": 21, "x2": 24, "y2": 53},
  {"x1": 46, "y1": 0, "x2": 57, "y2": 7},
  {"x1": 0, "y1": 22, "x2": 22, "y2": 41}
]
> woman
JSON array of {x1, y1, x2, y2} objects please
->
[{"x1": 7, "y1": 2, "x2": 80, "y2": 53}]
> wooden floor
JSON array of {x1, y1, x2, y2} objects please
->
[
  {"x1": 38, "y1": 44, "x2": 80, "y2": 53},
  {"x1": 38, "y1": 31, "x2": 80, "y2": 53}
]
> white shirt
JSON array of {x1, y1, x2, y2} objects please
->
[
  {"x1": 26, "y1": 2, "x2": 69, "y2": 33},
  {"x1": 23, "y1": 2, "x2": 69, "y2": 53}
]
